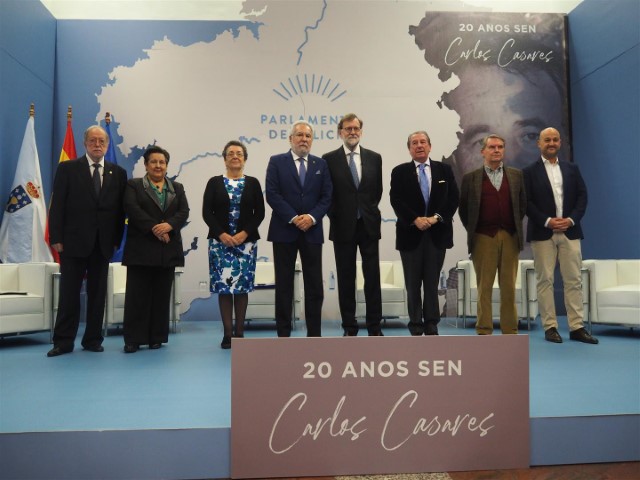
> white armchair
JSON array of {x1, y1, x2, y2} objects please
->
[
  {"x1": 456, "y1": 259, "x2": 538, "y2": 328},
  {"x1": 583, "y1": 259, "x2": 640, "y2": 329},
  {"x1": 355, "y1": 260, "x2": 408, "y2": 320},
  {"x1": 104, "y1": 263, "x2": 183, "y2": 336},
  {"x1": 0, "y1": 262, "x2": 59, "y2": 339},
  {"x1": 245, "y1": 261, "x2": 302, "y2": 326}
]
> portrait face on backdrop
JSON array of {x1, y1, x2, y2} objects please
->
[
  {"x1": 445, "y1": 66, "x2": 564, "y2": 176},
  {"x1": 410, "y1": 11, "x2": 570, "y2": 183}
]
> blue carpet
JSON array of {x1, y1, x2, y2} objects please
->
[
  {"x1": 1, "y1": 317, "x2": 638, "y2": 480},
  {"x1": 1, "y1": 317, "x2": 638, "y2": 432}
]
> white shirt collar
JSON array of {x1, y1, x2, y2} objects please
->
[
  {"x1": 87, "y1": 156, "x2": 105, "y2": 168},
  {"x1": 343, "y1": 144, "x2": 361, "y2": 157}
]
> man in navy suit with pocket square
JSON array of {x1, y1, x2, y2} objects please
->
[
  {"x1": 47, "y1": 125, "x2": 127, "y2": 356},
  {"x1": 523, "y1": 127, "x2": 598, "y2": 344},
  {"x1": 266, "y1": 121, "x2": 332, "y2": 337},
  {"x1": 390, "y1": 131, "x2": 459, "y2": 336},
  {"x1": 323, "y1": 113, "x2": 383, "y2": 336}
]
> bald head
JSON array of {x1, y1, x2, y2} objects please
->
[{"x1": 537, "y1": 127, "x2": 562, "y2": 162}]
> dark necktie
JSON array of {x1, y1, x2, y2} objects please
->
[
  {"x1": 297, "y1": 158, "x2": 306, "y2": 185},
  {"x1": 348, "y1": 152, "x2": 359, "y2": 188},
  {"x1": 349, "y1": 152, "x2": 361, "y2": 219},
  {"x1": 92, "y1": 163, "x2": 101, "y2": 195}
]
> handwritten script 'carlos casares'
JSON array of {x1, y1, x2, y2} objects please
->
[{"x1": 268, "y1": 390, "x2": 495, "y2": 454}]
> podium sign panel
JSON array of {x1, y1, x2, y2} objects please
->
[{"x1": 231, "y1": 335, "x2": 529, "y2": 478}]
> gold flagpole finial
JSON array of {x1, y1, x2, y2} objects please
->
[
  {"x1": 29, "y1": 103, "x2": 35, "y2": 118},
  {"x1": 66, "y1": 105, "x2": 73, "y2": 121},
  {"x1": 105, "y1": 112, "x2": 111, "y2": 125}
]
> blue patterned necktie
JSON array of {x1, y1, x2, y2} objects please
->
[
  {"x1": 348, "y1": 152, "x2": 359, "y2": 188},
  {"x1": 349, "y1": 152, "x2": 361, "y2": 218},
  {"x1": 92, "y1": 163, "x2": 101, "y2": 195},
  {"x1": 418, "y1": 163, "x2": 430, "y2": 213},
  {"x1": 297, "y1": 158, "x2": 306, "y2": 185}
]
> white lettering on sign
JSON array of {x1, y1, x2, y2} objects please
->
[
  {"x1": 381, "y1": 390, "x2": 495, "y2": 451},
  {"x1": 269, "y1": 393, "x2": 368, "y2": 454}
]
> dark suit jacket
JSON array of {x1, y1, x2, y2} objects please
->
[
  {"x1": 122, "y1": 176, "x2": 189, "y2": 268},
  {"x1": 265, "y1": 151, "x2": 332, "y2": 244},
  {"x1": 323, "y1": 146, "x2": 383, "y2": 241},
  {"x1": 459, "y1": 166, "x2": 527, "y2": 253},
  {"x1": 523, "y1": 158, "x2": 588, "y2": 242},
  {"x1": 389, "y1": 160, "x2": 459, "y2": 251},
  {"x1": 49, "y1": 155, "x2": 127, "y2": 258},
  {"x1": 202, "y1": 175, "x2": 265, "y2": 243}
]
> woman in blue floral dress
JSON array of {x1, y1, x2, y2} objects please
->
[{"x1": 202, "y1": 141, "x2": 265, "y2": 349}]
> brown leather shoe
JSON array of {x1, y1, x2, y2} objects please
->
[
  {"x1": 569, "y1": 327, "x2": 599, "y2": 344},
  {"x1": 544, "y1": 327, "x2": 563, "y2": 343}
]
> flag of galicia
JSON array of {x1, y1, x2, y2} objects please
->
[{"x1": 5, "y1": 185, "x2": 33, "y2": 213}]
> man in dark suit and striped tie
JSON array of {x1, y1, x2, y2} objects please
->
[
  {"x1": 323, "y1": 113, "x2": 383, "y2": 336},
  {"x1": 390, "y1": 131, "x2": 459, "y2": 335}
]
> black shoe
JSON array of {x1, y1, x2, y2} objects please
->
[
  {"x1": 368, "y1": 331, "x2": 384, "y2": 336},
  {"x1": 83, "y1": 345, "x2": 104, "y2": 353},
  {"x1": 124, "y1": 344, "x2": 138, "y2": 353},
  {"x1": 221, "y1": 336, "x2": 231, "y2": 349},
  {"x1": 569, "y1": 327, "x2": 599, "y2": 344},
  {"x1": 424, "y1": 323, "x2": 439, "y2": 336},
  {"x1": 47, "y1": 346, "x2": 72, "y2": 357},
  {"x1": 544, "y1": 327, "x2": 563, "y2": 343},
  {"x1": 149, "y1": 343, "x2": 162, "y2": 350},
  {"x1": 343, "y1": 331, "x2": 358, "y2": 336}
]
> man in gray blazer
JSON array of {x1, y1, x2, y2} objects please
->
[
  {"x1": 459, "y1": 134, "x2": 526, "y2": 335},
  {"x1": 523, "y1": 127, "x2": 597, "y2": 344},
  {"x1": 323, "y1": 114, "x2": 383, "y2": 336}
]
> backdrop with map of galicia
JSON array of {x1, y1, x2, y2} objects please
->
[{"x1": 53, "y1": 1, "x2": 569, "y2": 319}]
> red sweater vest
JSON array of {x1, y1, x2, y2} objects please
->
[{"x1": 476, "y1": 170, "x2": 516, "y2": 237}]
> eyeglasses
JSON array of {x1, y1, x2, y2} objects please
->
[
  {"x1": 225, "y1": 151, "x2": 245, "y2": 159},
  {"x1": 87, "y1": 138, "x2": 107, "y2": 146},
  {"x1": 341, "y1": 127, "x2": 361, "y2": 133},
  {"x1": 148, "y1": 160, "x2": 167, "y2": 166}
]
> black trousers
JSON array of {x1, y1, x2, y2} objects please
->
[
  {"x1": 53, "y1": 241, "x2": 109, "y2": 350},
  {"x1": 333, "y1": 219, "x2": 382, "y2": 334},
  {"x1": 122, "y1": 265, "x2": 175, "y2": 346},
  {"x1": 273, "y1": 238, "x2": 323, "y2": 337},
  {"x1": 399, "y1": 232, "x2": 445, "y2": 335}
]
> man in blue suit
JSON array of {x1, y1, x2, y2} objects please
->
[
  {"x1": 523, "y1": 127, "x2": 598, "y2": 344},
  {"x1": 266, "y1": 121, "x2": 333, "y2": 337}
]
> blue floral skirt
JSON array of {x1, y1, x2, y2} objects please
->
[{"x1": 208, "y1": 239, "x2": 257, "y2": 294}]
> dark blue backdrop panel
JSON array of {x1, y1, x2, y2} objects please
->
[
  {"x1": 0, "y1": 0, "x2": 56, "y2": 227},
  {"x1": 568, "y1": 0, "x2": 640, "y2": 259}
]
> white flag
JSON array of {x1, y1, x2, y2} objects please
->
[{"x1": 0, "y1": 116, "x2": 53, "y2": 263}]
